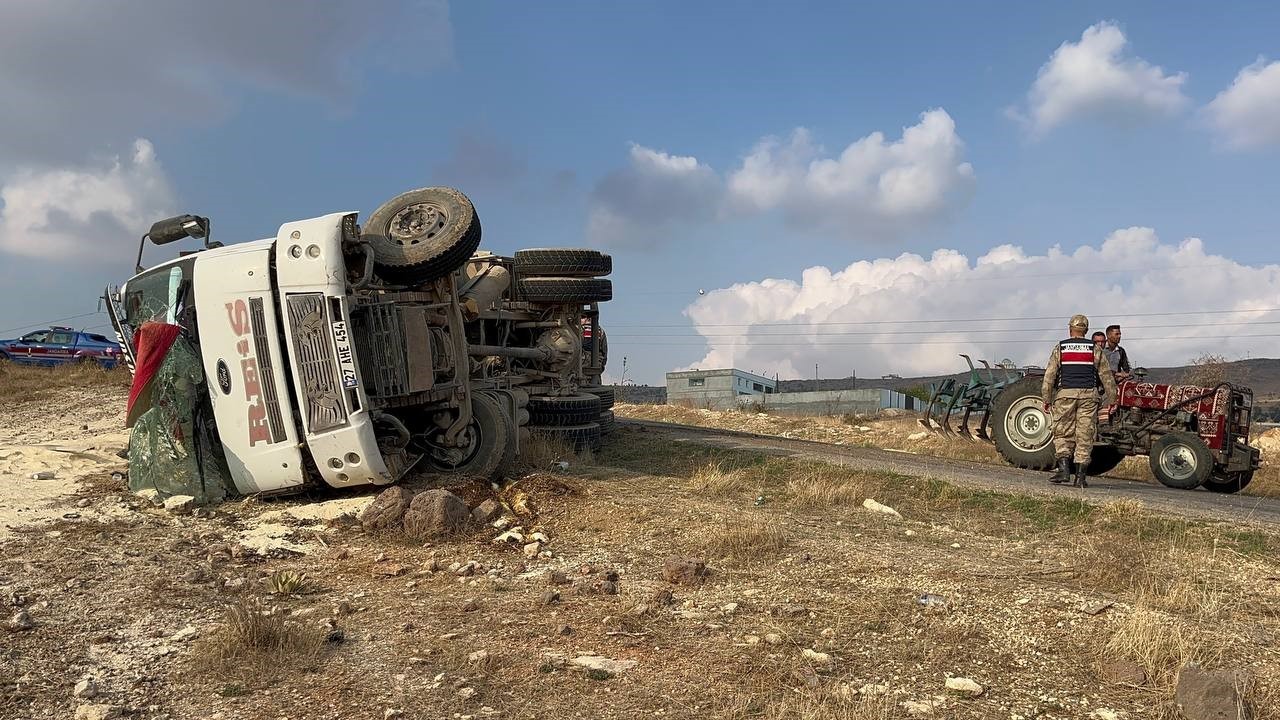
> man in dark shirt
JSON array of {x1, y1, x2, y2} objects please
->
[{"x1": 1103, "y1": 324, "x2": 1131, "y2": 381}]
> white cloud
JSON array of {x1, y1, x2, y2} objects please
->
[
  {"x1": 1204, "y1": 58, "x2": 1280, "y2": 150},
  {"x1": 587, "y1": 110, "x2": 974, "y2": 246},
  {"x1": 727, "y1": 109, "x2": 974, "y2": 233},
  {"x1": 1014, "y1": 21, "x2": 1189, "y2": 136},
  {"x1": 680, "y1": 228, "x2": 1280, "y2": 378},
  {"x1": 0, "y1": 140, "x2": 176, "y2": 262},
  {"x1": 587, "y1": 144, "x2": 722, "y2": 247}
]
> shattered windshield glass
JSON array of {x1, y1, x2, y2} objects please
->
[{"x1": 119, "y1": 259, "x2": 196, "y2": 350}]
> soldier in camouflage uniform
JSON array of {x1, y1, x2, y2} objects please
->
[{"x1": 1041, "y1": 314, "x2": 1118, "y2": 487}]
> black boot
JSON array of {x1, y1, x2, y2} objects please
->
[
  {"x1": 1073, "y1": 463, "x2": 1089, "y2": 488},
  {"x1": 1049, "y1": 457, "x2": 1071, "y2": 484}
]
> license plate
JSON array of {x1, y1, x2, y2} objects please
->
[{"x1": 331, "y1": 321, "x2": 359, "y2": 389}]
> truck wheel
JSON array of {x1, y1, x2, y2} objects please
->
[
  {"x1": 530, "y1": 422, "x2": 602, "y2": 452},
  {"x1": 1086, "y1": 445, "x2": 1126, "y2": 476},
  {"x1": 518, "y1": 277, "x2": 612, "y2": 304},
  {"x1": 581, "y1": 385, "x2": 614, "y2": 409},
  {"x1": 528, "y1": 393, "x2": 602, "y2": 426},
  {"x1": 514, "y1": 248, "x2": 612, "y2": 277},
  {"x1": 1149, "y1": 432, "x2": 1213, "y2": 489},
  {"x1": 597, "y1": 409, "x2": 616, "y2": 435},
  {"x1": 423, "y1": 393, "x2": 514, "y2": 479},
  {"x1": 990, "y1": 377, "x2": 1056, "y2": 471},
  {"x1": 362, "y1": 186, "x2": 482, "y2": 283},
  {"x1": 1203, "y1": 470, "x2": 1253, "y2": 494}
]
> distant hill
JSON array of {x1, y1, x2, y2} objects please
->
[{"x1": 619, "y1": 358, "x2": 1280, "y2": 411}]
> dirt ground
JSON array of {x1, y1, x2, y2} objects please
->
[
  {"x1": 3, "y1": 376, "x2": 1280, "y2": 719},
  {"x1": 615, "y1": 403, "x2": 1280, "y2": 498}
]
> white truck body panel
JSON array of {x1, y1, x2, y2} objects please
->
[{"x1": 191, "y1": 238, "x2": 307, "y2": 494}]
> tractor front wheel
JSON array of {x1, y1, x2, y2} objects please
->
[
  {"x1": 1202, "y1": 470, "x2": 1253, "y2": 494},
  {"x1": 1149, "y1": 432, "x2": 1214, "y2": 490}
]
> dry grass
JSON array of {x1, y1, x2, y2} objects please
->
[
  {"x1": 0, "y1": 359, "x2": 129, "y2": 401},
  {"x1": 691, "y1": 463, "x2": 751, "y2": 497},
  {"x1": 517, "y1": 433, "x2": 595, "y2": 472},
  {"x1": 703, "y1": 518, "x2": 788, "y2": 559},
  {"x1": 786, "y1": 468, "x2": 866, "y2": 507},
  {"x1": 190, "y1": 599, "x2": 327, "y2": 685},
  {"x1": 1103, "y1": 604, "x2": 1227, "y2": 688}
]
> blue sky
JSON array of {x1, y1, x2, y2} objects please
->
[{"x1": 1, "y1": 1, "x2": 1278, "y2": 384}]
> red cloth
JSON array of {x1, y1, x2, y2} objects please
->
[{"x1": 126, "y1": 322, "x2": 183, "y2": 426}]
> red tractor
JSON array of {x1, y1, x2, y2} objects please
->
[{"x1": 990, "y1": 371, "x2": 1262, "y2": 493}]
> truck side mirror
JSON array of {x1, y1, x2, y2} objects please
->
[{"x1": 136, "y1": 214, "x2": 212, "y2": 273}]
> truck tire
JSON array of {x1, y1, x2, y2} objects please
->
[
  {"x1": 597, "y1": 409, "x2": 616, "y2": 435},
  {"x1": 1202, "y1": 470, "x2": 1253, "y2": 494},
  {"x1": 1086, "y1": 445, "x2": 1126, "y2": 476},
  {"x1": 528, "y1": 393, "x2": 601, "y2": 426},
  {"x1": 1149, "y1": 432, "x2": 1213, "y2": 489},
  {"x1": 514, "y1": 248, "x2": 612, "y2": 277},
  {"x1": 518, "y1": 277, "x2": 612, "y2": 304},
  {"x1": 581, "y1": 385, "x2": 615, "y2": 409},
  {"x1": 530, "y1": 422, "x2": 602, "y2": 453},
  {"x1": 990, "y1": 377, "x2": 1056, "y2": 471},
  {"x1": 423, "y1": 392, "x2": 514, "y2": 479},
  {"x1": 362, "y1": 186, "x2": 482, "y2": 283}
]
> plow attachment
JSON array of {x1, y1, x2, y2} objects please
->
[{"x1": 917, "y1": 355, "x2": 1026, "y2": 441}]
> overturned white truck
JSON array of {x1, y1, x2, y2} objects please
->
[{"x1": 107, "y1": 187, "x2": 613, "y2": 500}]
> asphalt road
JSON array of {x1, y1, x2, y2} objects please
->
[{"x1": 624, "y1": 419, "x2": 1280, "y2": 529}]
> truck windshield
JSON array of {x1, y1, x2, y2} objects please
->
[{"x1": 118, "y1": 259, "x2": 197, "y2": 350}]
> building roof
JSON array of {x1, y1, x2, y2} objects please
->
[{"x1": 666, "y1": 368, "x2": 777, "y2": 384}]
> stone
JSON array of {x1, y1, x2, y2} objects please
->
[
  {"x1": 721, "y1": 602, "x2": 739, "y2": 615},
  {"x1": 223, "y1": 577, "x2": 247, "y2": 591},
  {"x1": 471, "y1": 499, "x2": 503, "y2": 524},
  {"x1": 136, "y1": 488, "x2": 163, "y2": 507},
  {"x1": 360, "y1": 487, "x2": 415, "y2": 531},
  {"x1": 901, "y1": 700, "x2": 937, "y2": 716},
  {"x1": 546, "y1": 570, "x2": 569, "y2": 585},
  {"x1": 764, "y1": 633, "x2": 784, "y2": 646},
  {"x1": 651, "y1": 587, "x2": 675, "y2": 606},
  {"x1": 462, "y1": 598, "x2": 480, "y2": 612},
  {"x1": 802, "y1": 649, "x2": 835, "y2": 671},
  {"x1": 457, "y1": 687, "x2": 477, "y2": 700},
  {"x1": 945, "y1": 676, "x2": 984, "y2": 697},
  {"x1": 862, "y1": 498, "x2": 902, "y2": 519},
  {"x1": 744, "y1": 635, "x2": 761, "y2": 645},
  {"x1": 468, "y1": 649, "x2": 490, "y2": 665},
  {"x1": 1174, "y1": 666, "x2": 1250, "y2": 720},
  {"x1": 1100, "y1": 659, "x2": 1148, "y2": 686},
  {"x1": 771, "y1": 603, "x2": 808, "y2": 617},
  {"x1": 860, "y1": 684, "x2": 889, "y2": 696},
  {"x1": 384, "y1": 710, "x2": 403, "y2": 720},
  {"x1": 523, "y1": 542, "x2": 543, "y2": 559},
  {"x1": 556, "y1": 624, "x2": 573, "y2": 636},
  {"x1": 1091, "y1": 710, "x2": 1122, "y2": 720},
  {"x1": 1081, "y1": 601, "x2": 1115, "y2": 616},
  {"x1": 493, "y1": 530, "x2": 524, "y2": 544},
  {"x1": 73, "y1": 678, "x2": 98, "y2": 699},
  {"x1": 570, "y1": 655, "x2": 638, "y2": 676},
  {"x1": 163, "y1": 495, "x2": 196, "y2": 514},
  {"x1": 74, "y1": 705, "x2": 120, "y2": 720},
  {"x1": 170, "y1": 626, "x2": 198, "y2": 642},
  {"x1": 662, "y1": 557, "x2": 708, "y2": 586},
  {"x1": 75, "y1": 498, "x2": 92, "y2": 509},
  {"x1": 596, "y1": 580, "x2": 619, "y2": 595},
  {"x1": 907, "y1": 431, "x2": 930, "y2": 441},
  {"x1": 403, "y1": 489, "x2": 471, "y2": 541},
  {"x1": 542, "y1": 590, "x2": 560, "y2": 605},
  {"x1": 7, "y1": 609, "x2": 33, "y2": 631}
]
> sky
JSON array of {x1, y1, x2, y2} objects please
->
[{"x1": 1, "y1": 1, "x2": 1278, "y2": 385}]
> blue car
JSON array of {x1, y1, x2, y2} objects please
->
[{"x1": 0, "y1": 326, "x2": 124, "y2": 369}]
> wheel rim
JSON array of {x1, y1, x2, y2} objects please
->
[
  {"x1": 389, "y1": 203, "x2": 448, "y2": 247},
  {"x1": 1004, "y1": 397, "x2": 1052, "y2": 451},
  {"x1": 1157, "y1": 443, "x2": 1199, "y2": 482},
  {"x1": 427, "y1": 422, "x2": 482, "y2": 469}
]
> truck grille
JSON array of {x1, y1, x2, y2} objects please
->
[
  {"x1": 286, "y1": 293, "x2": 347, "y2": 433},
  {"x1": 249, "y1": 298, "x2": 287, "y2": 443},
  {"x1": 352, "y1": 302, "x2": 409, "y2": 397}
]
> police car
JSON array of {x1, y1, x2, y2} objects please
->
[{"x1": 0, "y1": 326, "x2": 124, "y2": 369}]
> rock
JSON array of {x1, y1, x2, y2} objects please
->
[
  {"x1": 802, "y1": 648, "x2": 835, "y2": 671},
  {"x1": 74, "y1": 705, "x2": 120, "y2": 720},
  {"x1": 764, "y1": 633, "x2": 784, "y2": 646},
  {"x1": 7, "y1": 609, "x2": 33, "y2": 631},
  {"x1": 75, "y1": 498, "x2": 92, "y2": 509},
  {"x1": 136, "y1": 488, "x2": 163, "y2": 507},
  {"x1": 1174, "y1": 666, "x2": 1250, "y2": 720},
  {"x1": 570, "y1": 655, "x2": 638, "y2": 677},
  {"x1": 73, "y1": 678, "x2": 98, "y2": 699},
  {"x1": 596, "y1": 580, "x2": 619, "y2": 595},
  {"x1": 721, "y1": 602, "x2": 739, "y2": 615},
  {"x1": 1091, "y1": 710, "x2": 1123, "y2": 720},
  {"x1": 468, "y1": 649, "x2": 489, "y2": 665},
  {"x1": 403, "y1": 489, "x2": 471, "y2": 541},
  {"x1": 169, "y1": 626, "x2": 198, "y2": 642},
  {"x1": 523, "y1": 542, "x2": 543, "y2": 559},
  {"x1": 457, "y1": 687, "x2": 477, "y2": 700},
  {"x1": 223, "y1": 577, "x2": 247, "y2": 591},
  {"x1": 472, "y1": 499, "x2": 503, "y2": 523},
  {"x1": 862, "y1": 498, "x2": 902, "y2": 519},
  {"x1": 907, "y1": 431, "x2": 930, "y2": 441},
  {"x1": 542, "y1": 590, "x2": 560, "y2": 605},
  {"x1": 945, "y1": 676, "x2": 983, "y2": 697},
  {"x1": 163, "y1": 494, "x2": 196, "y2": 514},
  {"x1": 455, "y1": 561, "x2": 479, "y2": 577},
  {"x1": 334, "y1": 600, "x2": 354, "y2": 616},
  {"x1": 1100, "y1": 659, "x2": 1148, "y2": 686},
  {"x1": 901, "y1": 700, "x2": 937, "y2": 716},
  {"x1": 360, "y1": 487, "x2": 415, "y2": 531},
  {"x1": 856, "y1": 425, "x2": 871, "y2": 432},
  {"x1": 493, "y1": 529, "x2": 524, "y2": 544},
  {"x1": 860, "y1": 683, "x2": 889, "y2": 696},
  {"x1": 372, "y1": 564, "x2": 408, "y2": 577},
  {"x1": 556, "y1": 624, "x2": 573, "y2": 636},
  {"x1": 662, "y1": 557, "x2": 708, "y2": 586},
  {"x1": 771, "y1": 603, "x2": 808, "y2": 617},
  {"x1": 791, "y1": 665, "x2": 820, "y2": 689},
  {"x1": 1081, "y1": 601, "x2": 1115, "y2": 616},
  {"x1": 651, "y1": 587, "x2": 674, "y2": 606},
  {"x1": 744, "y1": 635, "x2": 761, "y2": 645},
  {"x1": 546, "y1": 570, "x2": 569, "y2": 585},
  {"x1": 462, "y1": 598, "x2": 480, "y2": 613},
  {"x1": 384, "y1": 710, "x2": 403, "y2": 720}
]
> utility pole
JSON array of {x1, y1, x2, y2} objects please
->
[{"x1": 814, "y1": 363, "x2": 819, "y2": 392}]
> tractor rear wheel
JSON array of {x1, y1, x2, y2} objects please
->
[
  {"x1": 1202, "y1": 470, "x2": 1253, "y2": 494},
  {"x1": 1149, "y1": 432, "x2": 1213, "y2": 489},
  {"x1": 990, "y1": 377, "x2": 1056, "y2": 471}
]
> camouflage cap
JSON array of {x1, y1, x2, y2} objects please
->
[{"x1": 1069, "y1": 314, "x2": 1089, "y2": 329}]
